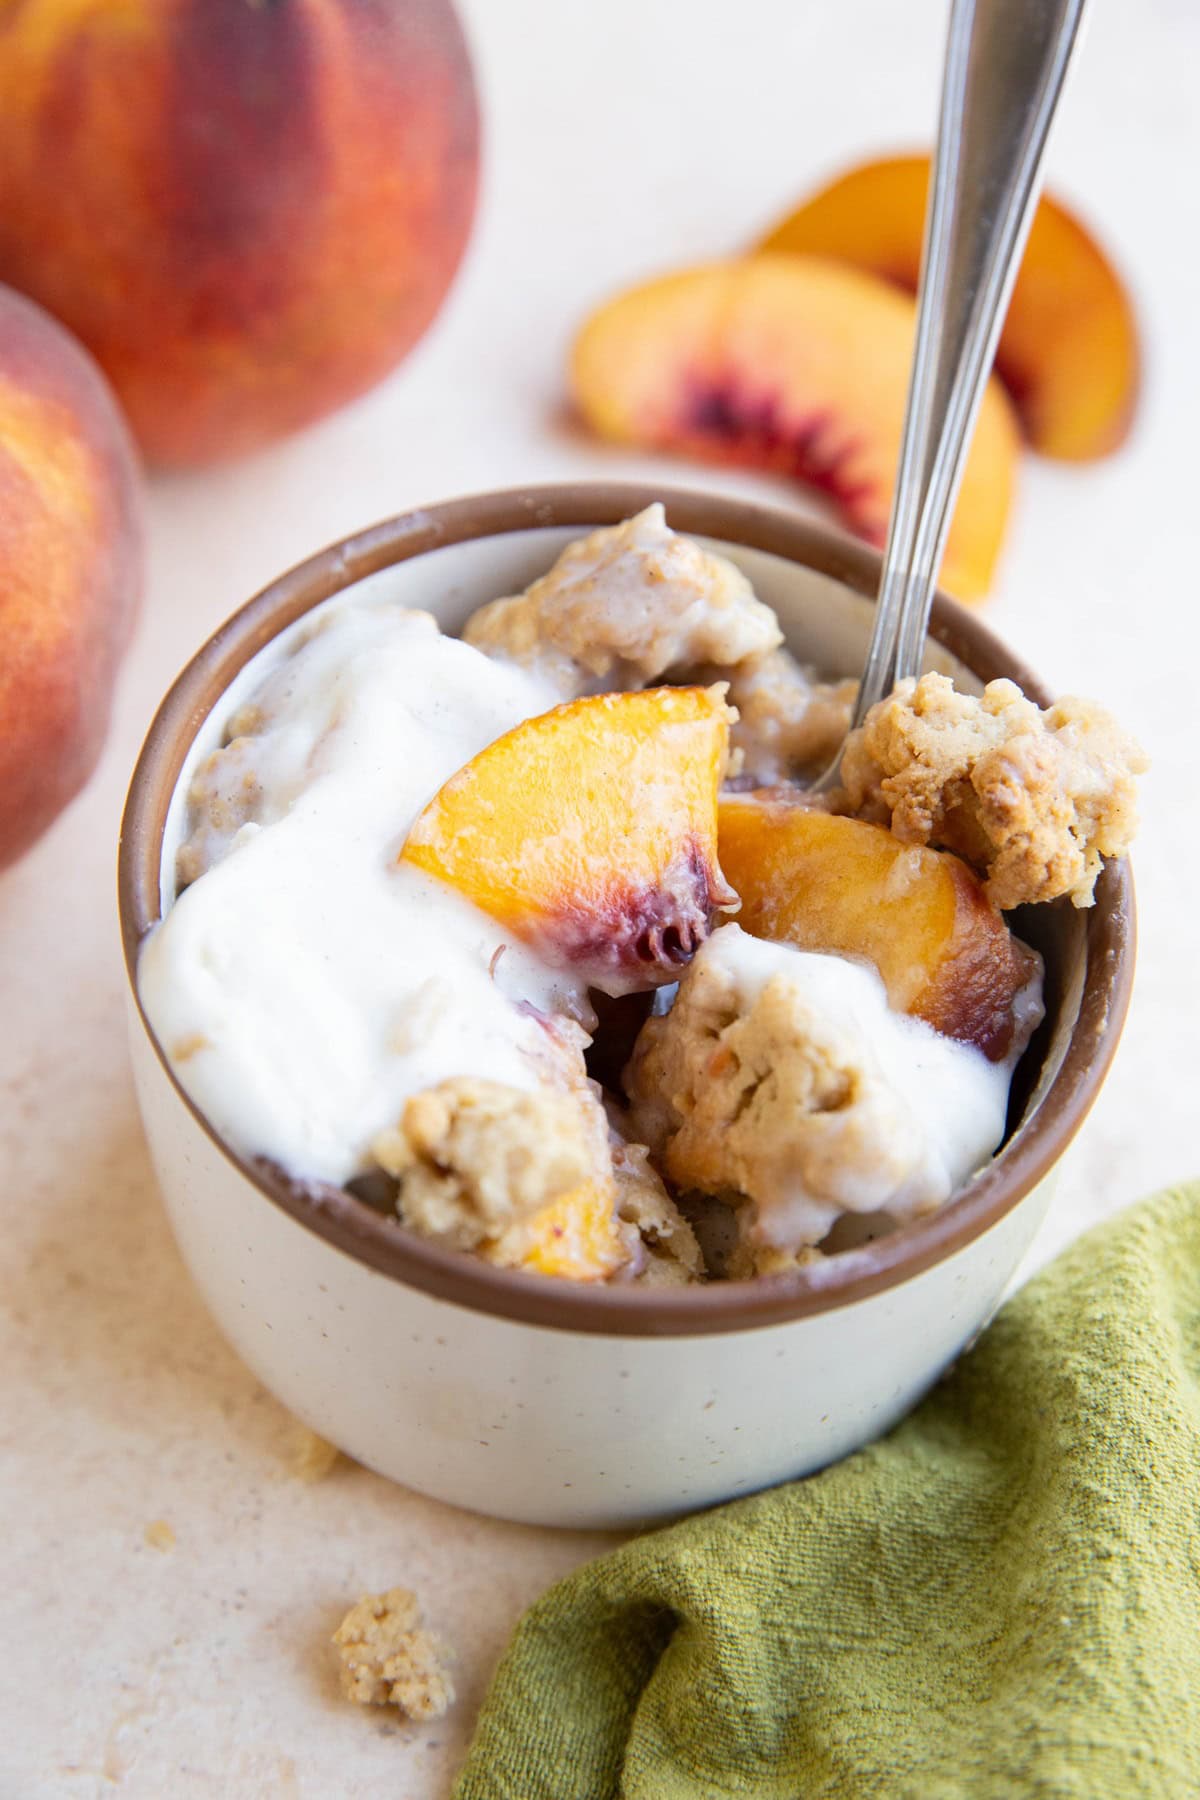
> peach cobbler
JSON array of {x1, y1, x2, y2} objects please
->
[{"x1": 138, "y1": 507, "x2": 1146, "y2": 1282}]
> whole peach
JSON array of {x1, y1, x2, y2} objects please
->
[
  {"x1": 0, "y1": 285, "x2": 143, "y2": 870},
  {"x1": 0, "y1": 0, "x2": 480, "y2": 466}
]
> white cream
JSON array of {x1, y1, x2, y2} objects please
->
[
  {"x1": 697, "y1": 924, "x2": 1020, "y2": 1250},
  {"x1": 138, "y1": 603, "x2": 582, "y2": 1185}
]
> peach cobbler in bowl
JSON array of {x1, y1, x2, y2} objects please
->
[{"x1": 137, "y1": 503, "x2": 1145, "y2": 1287}]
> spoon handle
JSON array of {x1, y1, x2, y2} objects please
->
[{"x1": 843, "y1": 0, "x2": 1087, "y2": 735}]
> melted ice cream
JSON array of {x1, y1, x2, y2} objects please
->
[
  {"x1": 703, "y1": 926, "x2": 1020, "y2": 1246},
  {"x1": 627, "y1": 923, "x2": 1023, "y2": 1254},
  {"x1": 138, "y1": 604, "x2": 581, "y2": 1184}
]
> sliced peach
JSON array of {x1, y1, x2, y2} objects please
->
[
  {"x1": 718, "y1": 794, "x2": 1038, "y2": 1059},
  {"x1": 511, "y1": 1179, "x2": 628, "y2": 1281},
  {"x1": 757, "y1": 155, "x2": 1139, "y2": 461},
  {"x1": 401, "y1": 687, "x2": 736, "y2": 993},
  {"x1": 571, "y1": 257, "x2": 1018, "y2": 601}
]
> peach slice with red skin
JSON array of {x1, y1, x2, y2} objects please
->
[
  {"x1": 718, "y1": 794, "x2": 1039, "y2": 1060},
  {"x1": 757, "y1": 155, "x2": 1139, "y2": 462},
  {"x1": 401, "y1": 686, "x2": 736, "y2": 994},
  {"x1": 572, "y1": 257, "x2": 1018, "y2": 601}
]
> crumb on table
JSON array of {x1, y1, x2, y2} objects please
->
[
  {"x1": 143, "y1": 1519, "x2": 176, "y2": 1552},
  {"x1": 332, "y1": 1588, "x2": 455, "y2": 1721},
  {"x1": 291, "y1": 1427, "x2": 342, "y2": 1483}
]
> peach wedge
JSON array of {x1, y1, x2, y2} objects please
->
[
  {"x1": 572, "y1": 257, "x2": 1018, "y2": 601},
  {"x1": 758, "y1": 155, "x2": 1140, "y2": 461},
  {"x1": 401, "y1": 687, "x2": 736, "y2": 993},
  {"x1": 718, "y1": 794, "x2": 1039, "y2": 1060}
]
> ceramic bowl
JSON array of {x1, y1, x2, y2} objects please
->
[{"x1": 119, "y1": 483, "x2": 1134, "y2": 1528}]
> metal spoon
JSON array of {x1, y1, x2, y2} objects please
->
[{"x1": 815, "y1": 0, "x2": 1087, "y2": 791}]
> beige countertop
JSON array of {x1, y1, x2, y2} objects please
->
[{"x1": 4, "y1": 1, "x2": 1198, "y2": 1793}]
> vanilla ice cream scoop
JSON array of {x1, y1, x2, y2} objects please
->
[
  {"x1": 626, "y1": 923, "x2": 1020, "y2": 1255},
  {"x1": 138, "y1": 602, "x2": 587, "y2": 1185}
]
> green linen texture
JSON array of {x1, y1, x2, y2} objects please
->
[{"x1": 455, "y1": 1184, "x2": 1200, "y2": 1799}]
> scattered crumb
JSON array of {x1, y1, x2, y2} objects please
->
[
  {"x1": 144, "y1": 1519, "x2": 176, "y2": 1552},
  {"x1": 332, "y1": 1589, "x2": 455, "y2": 1721},
  {"x1": 839, "y1": 672, "x2": 1147, "y2": 909},
  {"x1": 291, "y1": 1427, "x2": 342, "y2": 1483}
]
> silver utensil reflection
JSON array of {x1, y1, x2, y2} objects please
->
[{"x1": 815, "y1": 0, "x2": 1087, "y2": 790}]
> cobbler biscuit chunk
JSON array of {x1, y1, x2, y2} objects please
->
[
  {"x1": 625, "y1": 927, "x2": 941, "y2": 1253},
  {"x1": 463, "y1": 503, "x2": 781, "y2": 694},
  {"x1": 177, "y1": 645, "x2": 310, "y2": 886},
  {"x1": 720, "y1": 647, "x2": 857, "y2": 783},
  {"x1": 176, "y1": 605, "x2": 449, "y2": 888},
  {"x1": 840, "y1": 672, "x2": 1147, "y2": 909},
  {"x1": 727, "y1": 1235, "x2": 825, "y2": 1282},
  {"x1": 372, "y1": 1077, "x2": 599, "y2": 1253},
  {"x1": 332, "y1": 1588, "x2": 454, "y2": 1720},
  {"x1": 176, "y1": 731, "x2": 266, "y2": 888},
  {"x1": 611, "y1": 1139, "x2": 705, "y2": 1285}
]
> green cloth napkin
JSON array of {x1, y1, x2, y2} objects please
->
[{"x1": 454, "y1": 1184, "x2": 1200, "y2": 1799}]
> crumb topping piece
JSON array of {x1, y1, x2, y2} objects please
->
[
  {"x1": 726, "y1": 1234, "x2": 826, "y2": 1282},
  {"x1": 463, "y1": 503, "x2": 781, "y2": 695},
  {"x1": 372, "y1": 1076, "x2": 601, "y2": 1254},
  {"x1": 176, "y1": 735, "x2": 266, "y2": 889},
  {"x1": 839, "y1": 672, "x2": 1147, "y2": 909},
  {"x1": 718, "y1": 647, "x2": 857, "y2": 783},
  {"x1": 611, "y1": 1139, "x2": 705, "y2": 1285},
  {"x1": 625, "y1": 928, "x2": 957, "y2": 1252},
  {"x1": 333, "y1": 1588, "x2": 454, "y2": 1720}
]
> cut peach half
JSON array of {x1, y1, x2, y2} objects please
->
[
  {"x1": 572, "y1": 257, "x2": 1018, "y2": 600},
  {"x1": 757, "y1": 155, "x2": 1140, "y2": 462},
  {"x1": 510, "y1": 1179, "x2": 628, "y2": 1281},
  {"x1": 401, "y1": 687, "x2": 736, "y2": 993},
  {"x1": 718, "y1": 794, "x2": 1039, "y2": 1060}
]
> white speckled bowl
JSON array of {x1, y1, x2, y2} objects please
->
[{"x1": 119, "y1": 484, "x2": 1134, "y2": 1528}]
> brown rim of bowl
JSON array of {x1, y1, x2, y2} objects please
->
[{"x1": 118, "y1": 481, "x2": 1135, "y2": 1339}]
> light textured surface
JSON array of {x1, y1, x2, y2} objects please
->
[{"x1": 1, "y1": 1, "x2": 1196, "y2": 1794}]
